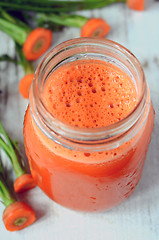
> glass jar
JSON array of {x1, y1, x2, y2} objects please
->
[{"x1": 23, "y1": 38, "x2": 154, "y2": 212}]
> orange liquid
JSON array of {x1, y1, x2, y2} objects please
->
[{"x1": 24, "y1": 60, "x2": 154, "y2": 211}]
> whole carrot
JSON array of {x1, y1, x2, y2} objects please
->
[
  {"x1": 0, "y1": 121, "x2": 36, "y2": 193},
  {"x1": 0, "y1": 159, "x2": 36, "y2": 231}
]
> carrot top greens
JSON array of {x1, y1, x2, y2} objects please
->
[
  {"x1": 0, "y1": 122, "x2": 36, "y2": 193},
  {"x1": 0, "y1": 0, "x2": 126, "y2": 13}
]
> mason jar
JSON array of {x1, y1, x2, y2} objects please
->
[{"x1": 23, "y1": 38, "x2": 154, "y2": 212}]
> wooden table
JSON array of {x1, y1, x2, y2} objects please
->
[{"x1": 0, "y1": 2, "x2": 159, "y2": 239}]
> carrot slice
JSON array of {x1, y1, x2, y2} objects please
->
[
  {"x1": 127, "y1": 0, "x2": 144, "y2": 11},
  {"x1": 81, "y1": 18, "x2": 110, "y2": 38},
  {"x1": 3, "y1": 201, "x2": 36, "y2": 231},
  {"x1": 23, "y1": 28, "x2": 53, "y2": 61},
  {"x1": 14, "y1": 174, "x2": 36, "y2": 193},
  {"x1": 19, "y1": 73, "x2": 34, "y2": 99}
]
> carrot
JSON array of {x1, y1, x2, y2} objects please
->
[
  {"x1": 81, "y1": 18, "x2": 110, "y2": 38},
  {"x1": 14, "y1": 173, "x2": 36, "y2": 193},
  {"x1": 127, "y1": 0, "x2": 144, "y2": 11},
  {"x1": 0, "y1": 10, "x2": 52, "y2": 61},
  {"x1": 0, "y1": 160, "x2": 36, "y2": 231},
  {"x1": 0, "y1": 121, "x2": 36, "y2": 193},
  {"x1": 19, "y1": 73, "x2": 34, "y2": 99},
  {"x1": 23, "y1": 28, "x2": 52, "y2": 61},
  {"x1": 3, "y1": 201, "x2": 36, "y2": 232}
]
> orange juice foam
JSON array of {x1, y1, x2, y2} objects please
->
[{"x1": 43, "y1": 60, "x2": 137, "y2": 128}]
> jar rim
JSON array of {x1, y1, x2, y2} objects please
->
[{"x1": 30, "y1": 38, "x2": 147, "y2": 150}]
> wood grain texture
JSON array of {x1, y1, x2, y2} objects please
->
[{"x1": 0, "y1": 2, "x2": 159, "y2": 240}]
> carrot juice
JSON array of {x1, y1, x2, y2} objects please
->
[{"x1": 23, "y1": 38, "x2": 154, "y2": 211}]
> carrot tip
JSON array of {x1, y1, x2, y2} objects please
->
[
  {"x1": 81, "y1": 18, "x2": 110, "y2": 38},
  {"x1": 19, "y1": 73, "x2": 34, "y2": 99},
  {"x1": 127, "y1": 0, "x2": 144, "y2": 11},
  {"x1": 14, "y1": 174, "x2": 36, "y2": 193},
  {"x1": 3, "y1": 201, "x2": 36, "y2": 231}
]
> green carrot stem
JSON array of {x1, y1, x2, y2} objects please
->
[
  {"x1": 0, "y1": 160, "x2": 16, "y2": 207},
  {"x1": 0, "y1": 122, "x2": 26, "y2": 178},
  {"x1": 0, "y1": 54, "x2": 17, "y2": 64},
  {"x1": 0, "y1": 47, "x2": 34, "y2": 75},
  {"x1": 0, "y1": 9, "x2": 31, "y2": 46},
  {"x1": 38, "y1": 13, "x2": 88, "y2": 28},
  {"x1": 0, "y1": 0, "x2": 126, "y2": 13},
  {"x1": 0, "y1": 137, "x2": 13, "y2": 160},
  {"x1": 0, "y1": 175, "x2": 16, "y2": 207},
  {"x1": 15, "y1": 44, "x2": 34, "y2": 74},
  {"x1": 0, "y1": 8, "x2": 16, "y2": 24},
  {"x1": 0, "y1": 8, "x2": 30, "y2": 30},
  {"x1": 0, "y1": 137, "x2": 25, "y2": 177},
  {"x1": 0, "y1": 18, "x2": 28, "y2": 45}
]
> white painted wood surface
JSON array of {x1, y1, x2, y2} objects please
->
[{"x1": 0, "y1": 2, "x2": 159, "y2": 240}]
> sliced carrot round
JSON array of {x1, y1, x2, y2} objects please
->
[
  {"x1": 19, "y1": 73, "x2": 34, "y2": 99},
  {"x1": 23, "y1": 27, "x2": 53, "y2": 61},
  {"x1": 127, "y1": 0, "x2": 144, "y2": 11},
  {"x1": 3, "y1": 201, "x2": 36, "y2": 231},
  {"x1": 81, "y1": 18, "x2": 110, "y2": 38},
  {"x1": 14, "y1": 174, "x2": 36, "y2": 193}
]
